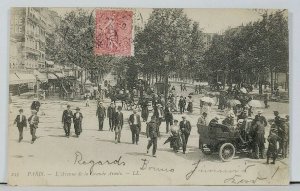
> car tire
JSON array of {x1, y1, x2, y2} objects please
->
[{"x1": 219, "y1": 142, "x2": 235, "y2": 162}]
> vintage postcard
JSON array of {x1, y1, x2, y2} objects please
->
[{"x1": 8, "y1": 7, "x2": 289, "y2": 185}]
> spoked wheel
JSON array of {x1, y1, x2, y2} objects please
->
[{"x1": 219, "y1": 143, "x2": 235, "y2": 161}]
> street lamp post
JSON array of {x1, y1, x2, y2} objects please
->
[{"x1": 164, "y1": 54, "x2": 170, "y2": 104}]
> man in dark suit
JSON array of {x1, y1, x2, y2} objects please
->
[
  {"x1": 128, "y1": 109, "x2": 141, "y2": 145},
  {"x1": 31, "y1": 98, "x2": 41, "y2": 112},
  {"x1": 62, "y1": 105, "x2": 73, "y2": 137},
  {"x1": 179, "y1": 116, "x2": 192, "y2": 154},
  {"x1": 146, "y1": 116, "x2": 160, "y2": 157},
  {"x1": 114, "y1": 106, "x2": 124, "y2": 143},
  {"x1": 178, "y1": 96, "x2": 186, "y2": 114},
  {"x1": 14, "y1": 109, "x2": 27, "y2": 142},
  {"x1": 28, "y1": 110, "x2": 39, "y2": 144},
  {"x1": 107, "y1": 102, "x2": 116, "y2": 131},
  {"x1": 96, "y1": 102, "x2": 106, "y2": 131}
]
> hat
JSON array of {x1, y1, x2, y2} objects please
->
[
  {"x1": 75, "y1": 107, "x2": 80, "y2": 111},
  {"x1": 174, "y1": 119, "x2": 179, "y2": 123},
  {"x1": 182, "y1": 115, "x2": 187, "y2": 119},
  {"x1": 273, "y1": 111, "x2": 279, "y2": 114},
  {"x1": 19, "y1": 109, "x2": 23, "y2": 112},
  {"x1": 257, "y1": 110, "x2": 262, "y2": 114},
  {"x1": 31, "y1": 110, "x2": 37, "y2": 114},
  {"x1": 214, "y1": 116, "x2": 219, "y2": 120},
  {"x1": 202, "y1": 112, "x2": 207, "y2": 115},
  {"x1": 67, "y1": 105, "x2": 71, "y2": 108}
]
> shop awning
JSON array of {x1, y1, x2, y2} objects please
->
[
  {"x1": 55, "y1": 73, "x2": 65, "y2": 78},
  {"x1": 9, "y1": 73, "x2": 22, "y2": 85},
  {"x1": 45, "y1": 60, "x2": 54, "y2": 65},
  {"x1": 35, "y1": 71, "x2": 48, "y2": 82},
  {"x1": 15, "y1": 73, "x2": 36, "y2": 83},
  {"x1": 48, "y1": 73, "x2": 57, "y2": 79}
]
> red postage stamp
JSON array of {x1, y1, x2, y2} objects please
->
[{"x1": 94, "y1": 9, "x2": 133, "y2": 56}]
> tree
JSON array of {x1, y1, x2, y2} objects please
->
[{"x1": 49, "y1": 9, "x2": 116, "y2": 83}]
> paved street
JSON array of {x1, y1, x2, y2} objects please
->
[{"x1": 8, "y1": 84, "x2": 289, "y2": 185}]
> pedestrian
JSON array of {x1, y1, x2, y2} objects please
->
[
  {"x1": 86, "y1": 95, "x2": 90, "y2": 107},
  {"x1": 222, "y1": 113, "x2": 235, "y2": 126},
  {"x1": 178, "y1": 96, "x2": 185, "y2": 114},
  {"x1": 164, "y1": 107, "x2": 173, "y2": 133},
  {"x1": 209, "y1": 116, "x2": 219, "y2": 126},
  {"x1": 169, "y1": 119, "x2": 181, "y2": 152},
  {"x1": 266, "y1": 128, "x2": 280, "y2": 164},
  {"x1": 128, "y1": 109, "x2": 141, "y2": 145},
  {"x1": 264, "y1": 94, "x2": 269, "y2": 108},
  {"x1": 107, "y1": 102, "x2": 116, "y2": 131},
  {"x1": 62, "y1": 105, "x2": 73, "y2": 137},
  {"x1": 183, "y1": 84, "x2": 187, "y2": 91},
  {"x1": 114, "y1": 106, "x2": 123, "y2": 144},
  {"x1": 96, "y1": 101, "x2": 106, "y2": 131},
  {"x1": 73, "y1": 107, "x2": 83, "y2": 137},
  {"x1": 13, "y1": 108, "x2": 27, "y2": 142},
  {"x1": 253, "y1": 110, "x2": 267, "y2": 127},
  {"x1": 273, "y1": 111, "x2": 281, "y2": 127},
  {"x1": 180, "y1": 83, "x2": 183, "y2": 92},
  {"x1": 153, "y1": 104, "x2": 164, "y2": 129},
  {"x1": 253, "y1": 118, "x2": 266, "y2": 159},
  {"x1": 146, "y1": 116, "x2": 160, "y2": 157},
  {"x1": 278, "y1": 118, "x2": 289, "y2": 158},
  {"x1": 141, "y1": 98, "x2": 149, "y2": 122},
  {"x1": 31, "y1": 97, "x2": 41, "y2": 112},
  {"x1": 28, "y1": 110, "x2": 39, "y2": 144},
  {"x1": 194, "y1": 85, "x2": 198, "y2": 94},
  {"x1": 197, "y1": 112, "x2": 207, "y2": 149},
  {"x1": 186, "y1": 95, "x2": 193, "y2": 113},
  {"x1": 179, "y1": 116, "x2": 192, "y2": 154}
]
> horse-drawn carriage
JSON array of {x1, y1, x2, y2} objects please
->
[{"x1": 200, "y1": 123, "x2": 252, "y2": 161}]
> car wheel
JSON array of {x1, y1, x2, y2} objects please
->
[{"x1": 219, "y1": 143, "x2": 235, "y2": 162}]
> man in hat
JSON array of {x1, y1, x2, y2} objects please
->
[
  {"x1": 273, "y1": 111, "x2": 281, "y2": 127},
  {"x1": 222, "y1": 113, "x2": 235, "y2": 126},
  {"x1": 179, "y1": 116, "x2": 192, "y2": 154},
  {"x1": 14, "y1": 108, "x2": 27, "y2": 142},
  {"x1": 197, "y1": 112, "x2": 208, "y2": 149},
  {"x1": 96, "y1": 101, "x2": 106, "y2": 131},
  {"x1": 107, "y1": 102, "x2": 116, "y2": 131},
  {"x1": 73, "y1": 107, "x2": 83, "y2": 137},
  {"x1": 209, "y1": 116, "x2": 219, "y2": 126},
  {"x1": 62, "y1": 105, "x2": 73, "y2": 137},
  {"x1": 253, "y1": 110, "x2": 267, "y2": 128},
  {"x1": 146, "y1": 116, "x2": 160, "y2": 157},
  {"x1": 266, "y1": 128, "x2": 280, "y2": 164},
  {"x1": 278, "y1": 117, "x2": 289, "y2": 158},
  {"x1": 253, "y1": 118, "x2": 266, "y2": 159},
  {"x1": 114, "y1": 106, "x2": 123, "y2": 143},
  {"x1": 129, "y1": 109, "x2": 141, "y2": 145},
  {"x1": 31, "y1": 97, "x2": 41, "y2": 112},
  {"x1": 28, "y1": 110, "x2": 39, "y2": 144},
  {"x1": 178, "y1": 96, "x2": 186, "y2": 114}
]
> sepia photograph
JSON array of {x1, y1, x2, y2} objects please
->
[{"x1": 7, "y1": 7, "x2": 289, "y2": 185}]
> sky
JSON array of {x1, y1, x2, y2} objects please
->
[{"x1": 50, "y1": 8, "x2": 277, "y2": 33}]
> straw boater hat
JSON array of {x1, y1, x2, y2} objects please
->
[{"x1": 257, "y1": 110, "x2": 263, "y2": 114}]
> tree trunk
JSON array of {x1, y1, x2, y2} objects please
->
[{"x1": 270, "y1": 68, "x2": 274, "y2": 93}]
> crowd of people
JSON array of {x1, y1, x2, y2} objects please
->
[{"x1": 13, "y1": 82, "x2": 289, "y2": 164}]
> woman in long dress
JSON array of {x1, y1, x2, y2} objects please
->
[
  {"x1": 187, "y1": 95, "x2": 193, "y2": 113},
  {"x1": 169, "y1": 120, "x2": 182, "y2": 152}
]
